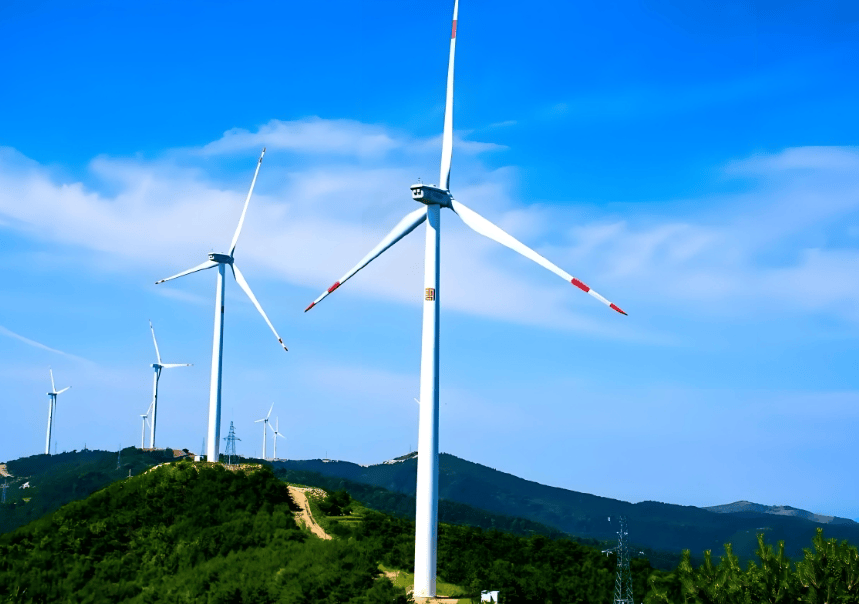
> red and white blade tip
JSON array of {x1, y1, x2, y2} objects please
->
[{"x1": 571, "y1": 278, "x2": 627, "y2": 315}]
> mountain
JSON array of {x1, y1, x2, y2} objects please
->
[
  {"x1": 704, "y1": 500, "x2": 857, "y2": 525},
  {"x1": 271, "y1": 453, "x2": 859, "y2": 562},
  {"x1": 0, "y1": 447, "x2": 179, "y2": 535},
  {"x1": 0, "y1": 460, "x2": 657, "y2": 603}
]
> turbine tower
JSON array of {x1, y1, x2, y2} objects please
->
[
  {"x1": 45, "y1": 369, "x2": 70, "y2": 455},
  {"x1": 269, "y1": 417, "x2": 285, "y2": 460},
  {"x1": 147, "y1": 321, "x2": 192, "y2": 448},
  {"x1": 254, "y1": 403, "x2": 274, "y2": 460},
  {"x1": 304, "y1": 1, "x2": 626, "y2": 596},
  {"x1": 155, "y1": 148, "x2": 288, "y2": 462}
]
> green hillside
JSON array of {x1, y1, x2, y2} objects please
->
[
  {"x1": 0, "y1": 461, "x2": 410, "y2": 603},
  {"x1": 0, "y1": 447, "x2": 177, "y2": 535},
  {"x1": 272, "y1": 453, "x2": 859, "y2": 563},
  {"x1": 2, "y1": 457, "x2": 858, "y2": 603}
]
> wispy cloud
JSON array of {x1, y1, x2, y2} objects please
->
[
  {"x1": 1, "y1": 122, "x2": 859, "y2": 342},
  {"x1": 0, "y1": 325, "x2": 90, "y2": 362}
]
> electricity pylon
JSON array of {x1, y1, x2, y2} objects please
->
[
  {"x1": 223, "y1": 421, "x2": 240, "y2": 466},
  {"x1": 602, "y1": 516, "x2": 636, "y2": 604}
]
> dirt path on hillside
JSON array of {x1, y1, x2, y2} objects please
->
[{"x1": 288, "y1": 486, "x2": 331, "y2": 540}]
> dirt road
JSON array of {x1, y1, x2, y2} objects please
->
[{"x1": 288, "y1": 485, "x2": 332, "y2": 540}]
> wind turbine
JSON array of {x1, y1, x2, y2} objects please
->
[
  {"x1": 155, "y1": 148, "x2": 287, "y2": 462},
  {"x1": 269, "y1": 417, "x2": 285, "y2": 460},
  {"x1": 148, "y1": 320, "x2": 192, "y2": 448},
  {"x1": 304, "y1": 1, "x2": 626, "y2": 596},
  {"x1": 254, "y1": 403, "x2": 274, "y2": 461},
  {"x1": 140, "y1": 407, "x2": 151, "y2": 449},
  {"x1": 45, "y1": 369, "x2": 70, "y2": 455}
]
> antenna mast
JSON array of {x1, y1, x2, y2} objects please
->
[
  {"x1": 602, "y1": 516, "x2": 635, "y2": 604},
  {"x1": 223, "y1": 421, "x2": 240, "y2": 466}
]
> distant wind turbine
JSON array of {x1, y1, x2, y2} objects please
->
[
  {"x1": 269, "y1": 417, "x2": 285, "y2": 460},
  {"x1": 147, "y1": 320, "x2": 191, "y2": 448},
  {"x1": 304, "y1": 0, "x2": 626, "y2": 597},
  {"x1": 140, "y1": 411, "x2": 150, "y2": 449},
  {"x1": 254, "y1": 403, "x2": 274, "y2": 461},
  {"x1": 156, "y1": 148, "x2": 287, "y2": 462},
  {"x1": 45, "y1": 368, "x2": 70, "y2": 455}
]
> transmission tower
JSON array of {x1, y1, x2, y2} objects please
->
[
  {"x1": 223, "y1": 421, "x2": 240, "y2": 466},
  {"x1": 602, "y1": 516, "x2": 635, "y2": 604},
  {"x1": 1, "y1": 481, "x2": 7, "y2": 504}
]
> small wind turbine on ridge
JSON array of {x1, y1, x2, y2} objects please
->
[
  {"x1": 147, "y1": 320, "x2": 192, "y2": 448},
  {"x1": 254, "y1": 403, "x2": 274, "y2": 461},
  {"x1": 155, "y1": 148, "x2": 287, "y2": 463},
  {"x1": 269, "y1": 417, "x2": 285, "y2": 460},
  {"x1": 304, "y1": 0, "x2": 626, "y2": 597},
  {"x1": 45, "y1": 368, "x2": 70, "y2": 456}
]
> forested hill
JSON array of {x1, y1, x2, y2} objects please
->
[
  {"x1": 0, "y1": 460, "x2": 657, "y2": 603},
  {"x1": 0, "y1": 447, "x2": 178, "y2": 535},
  {"x1": 271, "y1": 453, "x2": 859, "y2": 563},
  {"x1": 0, "y1": 462, "x2": 411, "y2": 603}
]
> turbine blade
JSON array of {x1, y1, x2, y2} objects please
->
[
  {"x1": 439, "y1": 0, "x2": 459, "y2": 190},
  {"x1": 268, "y1": 422, "x2": 276, "y2": 433},
  {"x1": 56, "y1": 386, "x2": 70, "y2": 395},
  {"x1": 149, "y1": 320, "x2": 162, "y2": 364},
  {"x1": 276, "y1": 431, "x2": 285, "y2": 439},
  {"x1": 254, "y1": 419, "x2": 265, "y2": 423},
  {"x1": 229, "y1": 148, "x2": 266, "y2": 257},
  {"x1": 49, "y1": 368, "x2": 55, "y2": 393},
  {"x1": 305, "y1": 206, "x2": 427, "y2": 311},
  {"x1": 266, "y1": 403, "x2": 273, "y2": 420},
  {"x1": 155, "y1": 260, "x2": 218, "y2": 285},
  {"x1": 231, "y1": 263, "x2": 288, "y2": 351},
  {"x1": 450, "y1": 199, "x2": 627, "y2": 315},
  {"x1": 161, "y1": 363, "x2": 192, "y2": 369}
]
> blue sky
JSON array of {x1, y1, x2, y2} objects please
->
[{"x1": 2, "y1": 0, "x2": 859, "y2": 520}]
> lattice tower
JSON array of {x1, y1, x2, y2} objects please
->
[{"x1": 223, "y1": 421, "x2": 241, "y2": 465}]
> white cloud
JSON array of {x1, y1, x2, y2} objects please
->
[{"x1": 2, "y1": 125, "x2": 859, "y2": 342}]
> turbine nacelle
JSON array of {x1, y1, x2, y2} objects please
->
[
  {"x1": 411, "y1": 184, "x2": 452, "y2": 207},
  {"x1": 209, "y1": 253, "x2": 233, "y2": 264}
]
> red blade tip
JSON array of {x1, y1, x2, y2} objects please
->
[
  {"x1": 304, "y1": 302, "x2": 315, "y2": 312},
  {"x1": 571, "y1": 278, "x2": 590, "y2": 293},
  {"x1": 327, "y1": 281, "x2": 341, "y2": 293},
  {"x1": 610, "y1": 303, "x2": 627, "y2": 316}
]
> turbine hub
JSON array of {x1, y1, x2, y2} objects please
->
[
  {"x1": 411, "y1": 183, "x2": 452, "y2": 207},
  {"x1": 209, "y1": 253, "x2": 233, "y2": 264}
]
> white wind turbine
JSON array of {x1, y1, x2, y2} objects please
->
[
  {"x1": 148, "y1": 320, "x2": 192, "y2": 448},
  {"x1": 140, "y1": 408, "x2": 151, "y2": 448},
  {"x1": 45, "y1": 368, "x2": 70, "y2": 455},
  {"x1": 304, "y1": 0, "x2": 627, "y2": 596},
  {"x1": 155, "y1": 148, "x2": 287, "y2": 462},
  {"x1": 254, "y1": 403, "x2": 274, "y2": 460},
  {"x1": 269, "y1": 417, "x2": 285, "y2": 460}
]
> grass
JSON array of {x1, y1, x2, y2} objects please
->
[{"x1": 378, "y1": 564, "x2": 472, "y2": 601}]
